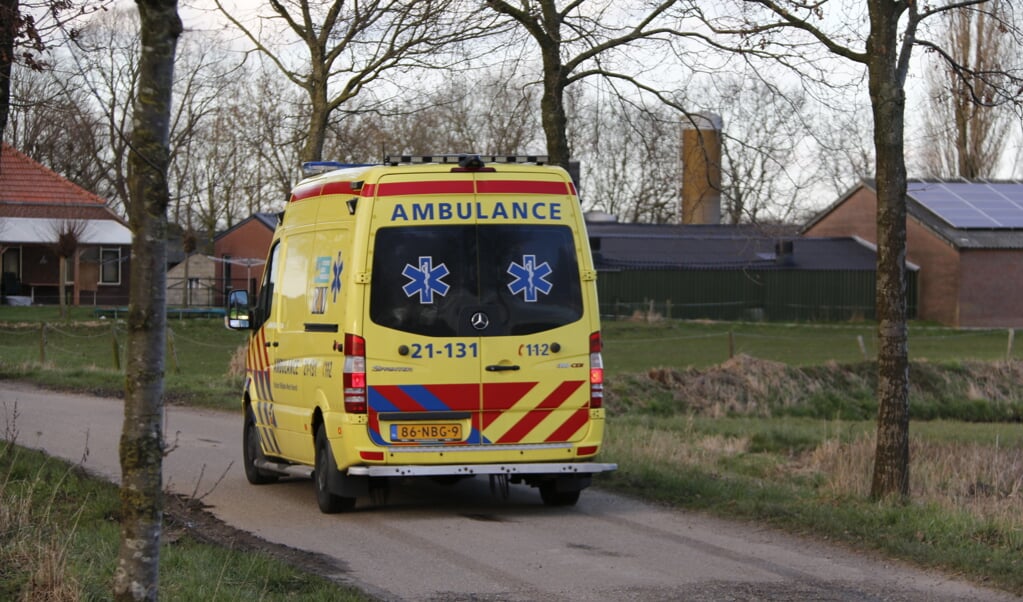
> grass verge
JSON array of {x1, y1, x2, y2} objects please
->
[
  {"x1": 599, "y1": 414, "x2": 1023, "y2": 595},
  {"x1": 0, "y1": 439, "x2": 368, "y2": 601}
]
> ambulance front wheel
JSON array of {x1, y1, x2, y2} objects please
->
[
  {"x1": 314, "y1": 425, "x2": 357, "y2": 513},
  {"x1": 243, "y1": 407, "x2": 279, "y2": 485}
]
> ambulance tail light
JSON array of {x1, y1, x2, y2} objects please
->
[
  {"x1": 589, "y1": 331, "x2": 604, "y2": 409},
  {"x1": 343, "y1": 333, "x2": 367, "y2": 414}
]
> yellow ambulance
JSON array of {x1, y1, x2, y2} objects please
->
[{"x1": 226, "y1": 154, "x2": 614, "y2": 512}]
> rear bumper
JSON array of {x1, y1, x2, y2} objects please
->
[{"x1": 347, "y1": 462, "x2": 617, "y2": 478}]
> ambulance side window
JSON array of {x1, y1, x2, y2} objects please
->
[{"x1": 253, "y1": 242, "x2": 281, "y2": 330}]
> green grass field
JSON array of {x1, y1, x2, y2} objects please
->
[
  {"x1": 0, "y1": 307, "x2": 248, "y2": 409},
  {"x1": 601, "y1": 319, "x2": 1021, "y2": 372}
]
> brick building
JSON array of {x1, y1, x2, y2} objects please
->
[
  {"x1": 213, "y1": 212, "x2": 276, "y2": 302},
  {"x1": 803, "y1": 179, "x2": 1023, "y2": 327}
]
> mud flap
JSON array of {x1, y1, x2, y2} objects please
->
[{"x1": 328, "y1": 470, "x2": 370, "y2": 498}]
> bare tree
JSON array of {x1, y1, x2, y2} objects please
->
[
  {"x1": 61, "y1": 6, "x2": 256, "y2": 231},
  {"x1": 706, "y1": 0, "x2": 1023, "y2": 500},
  {"x1": 47, "y1": 217, "x2": 85, "y2": 319},
  {"x1": 813, "y1": 100, "x2": 875, "y2": 197},
  {"x1": 235, "y1": 60, "x2": 304, "y2": 207},
  {"x1": 917, "y1": 0, "x2": 1016, "y2": 178},
  {"x1": 484, "y1": 0, "x2": 686, "y2": 171},
  {"x1": 165, "y1": 34, "x2": 248, "y2": 231},
  {"x1": 64, "y1": 6, "x2": 140, "y2": 212},
  {"x1": 712, "y1": 76, "x2": 818, "y2": 225},
  {"x1": 572, "y1": 92, "x2": 680, "y2": 222},
  {"x1": 0, "y1": 0, "x2": 100, "y2": 143},
  {"x1": 114, "y1": 0, "x2": 180, "y2": 598},
  {"x1": 216, "y1": 0, "x2": 504, "y2": 163},
  {"x1": 327, "y1": 69, "x2": 543, "y2": 160},
  {"x1": 7, "y1": 65, "x2": 106, "y2": 191}
]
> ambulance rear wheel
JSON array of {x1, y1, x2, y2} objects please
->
[
  {"x1": 539, "y1": 482, "x2": 580, "y2": 507},
  {"x1": 243, "y1": 408, "x2": 278, "y2": 485},
  {"x1": 314, "y1": 426, "x2": 356, "y2": 513}
]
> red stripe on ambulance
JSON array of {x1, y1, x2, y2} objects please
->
[
  {"x1": 476, "y1": 180, "x2": 573, "y2": 196},
  {"x1": 496, "y1": 380, "x2": 584, "y2": 444},
  {"x1": 375, "y1": 180, "x2": 475, "y2": 197},
  {"x1": 545, "y1": 407, "x2": 590, "y2": 443},
  {"x1": 481, "y1": 382, "x2": 537, "y2": 430},
  {"x1": 424, "y1": 384, "x2": 481, "y2": 412},
  {"x1": 359, "y1": 180, "x2": 573, "y2": 198}
]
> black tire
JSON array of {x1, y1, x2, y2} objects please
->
[
  {"x1": 314, "y1": 426, "x2": 356, "y2": 513},
  {"x1": 243, "y1": 408, "x2": 278, "y2": 485},
  {"x1": 539, "y1": 482, "x2": 581, "y2": 507}
]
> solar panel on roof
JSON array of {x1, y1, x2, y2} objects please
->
[{"x1": 910, "y1": 181, "x2": 1023, "y2": 229}]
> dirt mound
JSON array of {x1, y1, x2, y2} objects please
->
[
  {"x1": 635, "y1": 354, "x2": 814, "y2": 417},
  {"x1": 606, "y1": 355, "x2": 1023, "y2": 421}
]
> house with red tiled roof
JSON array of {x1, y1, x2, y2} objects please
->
[{"x1": 1, "y1": 143, "x2": 132, "y2": 306}]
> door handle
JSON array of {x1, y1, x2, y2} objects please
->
[{"x1": 485, "y1": 364, "x2": 520, "y2": 372}]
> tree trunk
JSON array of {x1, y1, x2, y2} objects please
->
[
  {"x1": 0, "y1": 0, "x2": 15, "y2": 143},
  {"x1": 301, "y1": 76, "x2": 330, "y2": 163},
  {"x1": 539, "y1": 53, "x2": 570, "y2": 171},
  {"x1": 58, "y1": 255, "x2": 67, "y2": 319},
  {"x1": 866, "y1": 0, "x2": 910, "y2": 501},
  {"x1": 114, "y1": 0, "x2": 181, "y2": 598}
]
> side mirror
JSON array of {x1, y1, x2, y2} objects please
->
[{"x1": 225, "y1": 289, "x2": 251, "y2": 330}]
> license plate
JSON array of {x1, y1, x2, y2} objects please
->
[{"x1": 390, "y1": 423, "x2": 463, "y2": 442}]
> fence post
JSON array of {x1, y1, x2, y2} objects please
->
[
  {"x1": 1007, "y1": 328, "x2": 1015, "y2": 362},
  {"x1": 167, "y1": 328, "x2": 180, "y2": 374},
  {"x1": 111, "y1": 324, "x2": 121, "y2": 371},
  {"x1": 39, "y1": 323, "x2": 47, "y2": 364},
  {"x1": 857, "y1": 335, "x2": 868, "y2": 360}
]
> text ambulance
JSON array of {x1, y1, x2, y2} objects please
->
[{"x1": 226, "y1": 154, "x2": 615, "y2": 513}]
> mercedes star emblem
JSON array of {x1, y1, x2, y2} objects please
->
[{"x1": 470, "y1": 311, "x2": 490, "y2": 331}]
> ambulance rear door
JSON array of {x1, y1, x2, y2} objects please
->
[
  {"x1": 472, "y1": 170, "x2": 592, "y2": 449},
  {"x1": 361, "y1": 171, "x2": 484, "y2": 449}
]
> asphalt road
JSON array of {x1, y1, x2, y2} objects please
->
[{"x1": 1, "y1": 380, "x2": 1018, "y2": 602}]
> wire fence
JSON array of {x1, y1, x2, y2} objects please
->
[
  {"x1": 2, "y1": 318, "x2": 1019, "y2": 378},
  {"x1": 0, "y1": 321, "x2": 245, "y2": 374},
  {"x1": 601, "y1": 319, "x2": 1023, "y2": 371}
]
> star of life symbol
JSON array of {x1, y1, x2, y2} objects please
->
[
  {"x1": 402, "y1": 256, "x2": 450, "y2": 304},
  {"x1": 507, "y1": 255, "x2": 553, "y2": 302},
  {"x1": 331, "y1": 252, "x2": 343, "y2": 302}
]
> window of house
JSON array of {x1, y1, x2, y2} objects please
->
[
  {"x1": 100, "y1": 247, "x2": 121, "y2": 285},
  {"x1": 1, "y1": 247, "x2": 21, "y2": 295}
]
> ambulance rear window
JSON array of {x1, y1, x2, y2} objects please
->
[{"x1": 370, "y1": 225, "x2": 583, "y2": 337}]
